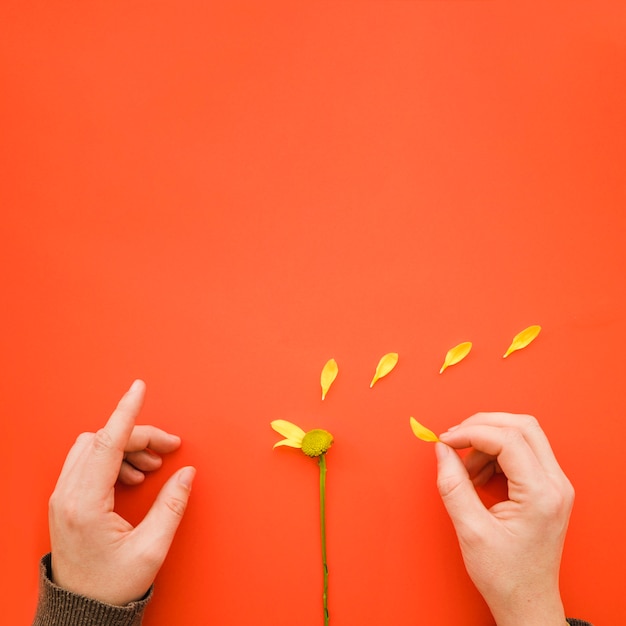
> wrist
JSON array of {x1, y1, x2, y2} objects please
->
[
  {"x1": 487, "y1": 585, "x2": 568, "y2": 626},
  {"x1": 493, "y1": 609, "x2": 567, "y2": 626},
  {"x1": 489, "y1": 591, "x2": 566, "y2": 626}
]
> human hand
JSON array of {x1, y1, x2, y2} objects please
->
[
  {"x1": 48, "y1": 380, "x2": 196, "y2": 606},
  {"x1": 436, "y1": 413, "x2": 574, "y2": 626}
]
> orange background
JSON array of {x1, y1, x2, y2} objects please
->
[{"x1": 1, "y1": 2, "x2": 625, "y2": 624}]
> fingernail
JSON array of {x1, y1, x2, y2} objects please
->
[
  {"x1": 178, "y1": 466, "x2": 196, "y2": 490},
  {"x1": 129, "y1": 379, "x2": 144, "y2": 392},
  {"x1": 438, "y1": 431, "x2": 451, "y2": 441},
  {"x1": 446, "y1": 424, "x2": 460, "y2": 432}
]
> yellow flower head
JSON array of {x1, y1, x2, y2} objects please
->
[{"x1": 271, "y1": 420, "x2": 334, "y2": 457}]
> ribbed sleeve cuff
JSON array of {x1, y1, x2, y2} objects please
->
[
  {"x1": 33, "y1": 554, "x2": 152, "y2": 626},
  {"x1": 566, "y1": 619, "x2": 594, "y2": 626}
]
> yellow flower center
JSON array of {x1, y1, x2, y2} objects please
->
[{"x1": 301, "y1": 429, "x2": 334, "y2": 457}]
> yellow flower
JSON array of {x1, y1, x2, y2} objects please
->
[
  {"x1": 271, "y1": 420, "x2": 334, "y2": 457},
  {"x1": 271, "y1": 419, "x2": 334, "y2": 626}
]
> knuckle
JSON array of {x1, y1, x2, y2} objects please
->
[
  {"x1": 537, "y1": 481, "x2": 574, "y2": 519},
  {"x1": 74, "y1": 432, "x2": 95, "y2": 446},
  {"x1": 48, "y1": 492, "x2": 90, "y2": 528},
  {"x1": 92, "y1": 428, "x2": 115, "y2": 453},
  {"x1": 47, "y1": 491, "x2": 60, "y2": 515},
  {"x1": 519, "y1": 414, "x2": 540, "y2": 430},
  {"x1": 165, "y1": 495, "x2": 187, "y2": 518},
  {"x1": 436, "y1": 474, "x2": 463, "y2": 500},
  {"x1": 502, "y1": 426, "x2": 525, "y2": 447},
  {"x1": 562, "y1": 479, "x2": 575, "y2": 508}
]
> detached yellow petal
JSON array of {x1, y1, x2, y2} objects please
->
[
  {"x1": 410, "y1": 417, "x2": 439, "y2": 442},
  {"x1": 439, "y1": 341, "x2": 472, "y2": 373},
  {"x1": 320, "y1": 358, "x2": 339, "y2": 400},
  {"x1": 271, "y1": 420, "x2": 306, "y2": 443},
  {"x1": 370, "y1": 352, "x2": 399, "y2": 388},
  {"x1": 503, "y1": 325, "x2": 542, "y2": 358}
]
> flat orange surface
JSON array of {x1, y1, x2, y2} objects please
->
[{"x1": 2, "y1": 2, "x2": 625, "y2": 624}]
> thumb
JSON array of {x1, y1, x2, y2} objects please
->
[
  {"x1": 136, "y1": 466, "x2": 196, "y2": 563},
  {"x1": 435, "y1": 443, "x2": 488, "y2": 535}
]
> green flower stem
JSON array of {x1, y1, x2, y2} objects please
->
[{"x1": 318, "y1": 454, "x2": 329, "y2": 626}]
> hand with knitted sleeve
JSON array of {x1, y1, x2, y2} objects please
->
[
  {"x1": 435, "y1": 413, "x2": 575, "y2": 626},
  {"x1": 33, "y1": 553, "x2": 150, "y2": 626},
  {"x1": 34, "y1": 380, "x2": 196, "y2": 624}
]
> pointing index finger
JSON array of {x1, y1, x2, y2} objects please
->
[
  {"x1": 103, "y1": 379, "x2": 147, "y2": 448},
  {"x1": 79, "y1": 380, "x2": 147, "y2": 504}
]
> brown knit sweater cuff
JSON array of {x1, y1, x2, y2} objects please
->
[
  {"x1": 33, "y1": 553, "x2": 152, "y2": 626},
  {"x1": 566, "y1": 619, "x2": 594, "y2": 626}
]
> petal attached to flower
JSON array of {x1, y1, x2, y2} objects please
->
[
  {"x1": 439, "y1": 341, "x2": 472, "y2": 374},
  {"x1": 370, "y1": 352, "x2": 399, "y2": 388},
  {"x1": 320, "y1": 358, "x2": 339, "y2": 400},
  {"x1": 271, "y1": 420, "x2": 306, "y2": 444},
  {"x1": 410, "y1": 417, "x2": 439, "y2": 442},
  {"x1": 273, "y1": 438, "x2": 304, "y2": 449},
  {"x1": 503, "y1": 325, "x2": 542, "y2": 358}
]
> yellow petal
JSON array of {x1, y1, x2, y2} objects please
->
[
  {"x1": 273, "y1": 438, "x2": 303, "y2": 449},
  {"x1": 410, "y1": 417, "x2": 439, "y2": 442},
  {"x1": 503, "y1": 325, "x2": 542, "y2": 358},
  {"x1": 320, "y1": 358, "x2": 339, "y2": 400},
  {"x1": 370, "y1": 352, "x2": 399, "y2": 388},
  {"x1": 439, "y1": 341, "x2": 472, "y2": 373},
  {"x1": 270, "y1": 420, "x2": 306, "y2": 444}
]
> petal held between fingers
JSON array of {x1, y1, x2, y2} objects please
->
[
  {"x1": 451, "y1": 413, "x2": 564, "y2": 478},
  {"x1": 439, "y1": 424, "x2": 547, "y2": 492}
]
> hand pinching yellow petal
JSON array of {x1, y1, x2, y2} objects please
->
[
  {"x1": 320, "y1": 358, "x2": 338, "y2": 400},
  {"x1": 409, "y1": 417, "x2": 439, "y2": 442},
  {"x1": 503, "y1": 325, "x2": 541, "y2": 358},
  {"x1": 439, "y1": 341, "x2": 472, "y2": 373},
  {"x1": 370, "y1": 352, "x2": 399, "y2": 388}
]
